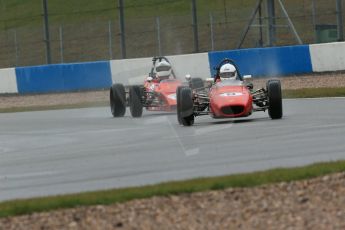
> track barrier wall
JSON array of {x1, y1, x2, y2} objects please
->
[
  {"x1": 15, "y1": 61, "x2": 112, "y2": 94},
  {"x1": 0, "y1": 68, "x2": 18, "y2": 94},
  {"x1": 109, "y1": 53, "x2": 210, "y2": 85},
  {"x1": 208, "y1": 45, "x2": 313, "y2": 78},
  {"x1": 310, "y1": 42, "x2": 345, "y2": 72},
  {"x1": 0, "y1": 42, "x2": 344, "y2": 94}
]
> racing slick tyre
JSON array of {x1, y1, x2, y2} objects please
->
[
  {"x1": 176, "y1": 86, "x2": 184, "y2": 125},
  {"x1": 129, "y1": 85, "x2": 143, "y2": 118},
  {"x1": 110, "y1": 83, "x2": 126, "y2": 117},
  {"x1": 177, "y1": 86, "x2": 194, "y2": 126},
  {"x1": 267, "y1": 80, "x2": 283, "y2": 119},
  {"x1": 190, "y1": 78, "x2": 204, "y2": 90}
]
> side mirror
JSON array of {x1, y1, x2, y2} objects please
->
[
  {"x1": 246, "y1": 82, "x2": 253, "y2": 90},
  {"x1": 243, "y1": 75, "x2": 252, "y2": 80},
  {"x1": 185, "y1": 74, "x2": 191, "y2": 81},
  {"x1": 206, "y1": 78, "x2": 214, "y2": 87}
]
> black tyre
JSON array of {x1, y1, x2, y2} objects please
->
[
  {"x1": 190, "y1": 77, "x2": 204, "y2": 90},
  {"x1": 267, "y1": 80, "x2": 283, "y2": 119},
  {"x1": 176, "y1": 86, "x2": 183, "y2": 124},
  {"x1": 129, "y1": 85, "x2": 143, "y2": 118},
  {"x1": 110, "y1": 83, "x2": 126, "y2": 117},
  {"x1": 177, "y1": 86, "x2": 194, "y2": 126}
]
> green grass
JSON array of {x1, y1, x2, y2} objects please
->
[
  {"x1": 283, "y1": 87, "x2": 345, "y2": 98},
  {"x1": 0, "y1": 0, "x2": 243, "y2": 28},
  {"x1": 0, "y1": 101, "x2": 108, "y2": 113},
  {"x1": 1, "y1": 160, "x2": 345, "y2": 218}
]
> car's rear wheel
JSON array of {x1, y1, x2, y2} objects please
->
[
  {"x1": 110, "y1": 83, "x2": 126, "y2": 117},
  {"x1": 177, "y1": 86, "x2": 194, "y2": 126},
  {"x1": 190, "y1": 78, "x2": 204, "y2": 90},
  {"x1": 129, "y1": 85, "x2": 143, "y2": 117},
  {"x1": 267, "y1": 80, "x2": 282, "y2": 119}
]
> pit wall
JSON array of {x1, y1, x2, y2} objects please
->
[{"x1": 0, "y1": 42, "x2": 344, "y2": 94}]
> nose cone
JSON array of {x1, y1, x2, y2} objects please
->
[{"x1": 210, "y1": 85, "x2": 252, "y2": 117}]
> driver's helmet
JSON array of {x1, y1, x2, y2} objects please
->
[
  {"x1": 155, "y1": 60, "x2": 172, "y2": 80},
  {"x1": 219, "y1": 63, "x2": 237, "y2": 81}
]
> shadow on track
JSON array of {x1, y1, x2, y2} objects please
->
[{"x1": 191, "y1": 117, "x2": 270, "y2": 127}]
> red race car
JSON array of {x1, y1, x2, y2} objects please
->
[
  {"x1": 177, "y1": 59, "x2": 283, "y2": 126},
  {"x1": 110, "y1": 56, "x2": 182, "y2": 117}
]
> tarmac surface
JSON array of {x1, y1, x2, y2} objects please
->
[{"x1": 1, "y1": 98, "x2": 345, "y2": 201}]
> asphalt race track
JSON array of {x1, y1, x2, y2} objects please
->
[{"x1": 1, "y1": 98, "x2": 345, "y2": 201}]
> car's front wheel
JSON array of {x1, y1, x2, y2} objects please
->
[
  {"x1": 177, "y1": 86, "x2": 194, "y2": 126},
  {"x1": 267, "y1": 80, "x2": 283, "y2": 119}
]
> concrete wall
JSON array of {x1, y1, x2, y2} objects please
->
[
  {"x1": 110, "y1": 53, "x2": 210, "y2": 85},
  {"x1": 0, "y1": 68, "x2": 18, "y2": 94},
  {"x1": 166, "y1": 53, "x2": 210, "y2": 80},
  {"x1": 110, "y1": 57, "x2": 152, "y2": 85},
  {"x1": 310, "y1": 42, "x2": 345, "y2": 72}
]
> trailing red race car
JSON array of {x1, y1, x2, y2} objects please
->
[
  {"x1": 110, "y1": 57, "x2": 183, "y2": 117},
  {"x1": 177, "y1": 59, "x2": 283, "y2": 126}
]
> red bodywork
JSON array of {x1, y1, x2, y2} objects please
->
[
  {"x1": 145, "y1": 79, "x2": 182, "y2": 111},
  {"x1": 209, "y1": 80, "x2": 253, "y2": 118}
]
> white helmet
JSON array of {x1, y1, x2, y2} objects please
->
[
  {"x1": 219, "y1": 63, "x2": 237, "y2": 81},
  {"x1": 155, "y1": 60, "x2": 172, "y2": 79}
]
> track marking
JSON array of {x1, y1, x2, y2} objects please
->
[{"x1": 0, "y1": 171, "x2": 60, "y2": 180}]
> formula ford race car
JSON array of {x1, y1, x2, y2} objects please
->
[
  {"x1": 177, "y1": 59, "x2": 283, "y2": 126},
  {"x1": 110, "y1": 57, "x2": 184, "y2": 117}
]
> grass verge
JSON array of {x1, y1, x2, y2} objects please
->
[
  {"x1": 283, "y1": 87, "x2": 345, "y2": 98},
  {"x1": 0, "y1": 101, "x2": 108, "y2": 113},
  {"x1": 1, "y1": 160, "x2": 345, "y2": 218}
]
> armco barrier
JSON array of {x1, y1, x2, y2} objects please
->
[
  {"x1": 0, "y1": 68, "x2": 18, "y2": 94},
  {"x1": 15, "y1": 61, "x2": 112, "y2": 94},
  {"x1": 310, "y1": 42, "x2": 345, "y2": 72},
  {"x1": 208, "y1": 45, "x2": 313, "y2": 77}
]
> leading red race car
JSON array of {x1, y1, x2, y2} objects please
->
[
  {"x1": 110, "y1": 56, "x2": 182, "y2": 117},
  {"x1": 177, "y1": 59, "x2": 283, "y2": 126}
]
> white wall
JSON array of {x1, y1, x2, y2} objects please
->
[
  {"x1": 310, "y1": 42, "x2": 345, "y2": 72},
  {"x1": 110, "y1": 57, "x2": 152, "y2": 85},
  {"x1": 167, "y1": 53, "x2": 210, "y2": 80},
  {"x1": 0, "y1": 68, "x2": 18, "y2": 93},
  {"x1": 110, "y1": 53, "x2": 210, "y2": 85}
]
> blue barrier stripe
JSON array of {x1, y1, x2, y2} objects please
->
[
  {"x1": 15, "y1": 61, "x2": 112, "y2": 94},
  {"x1": 208, "y1": 45, "x2": 313, "y2": 78},
  {"x1": 13, "y1": 44, "x2": 315, "y2": 94}
]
